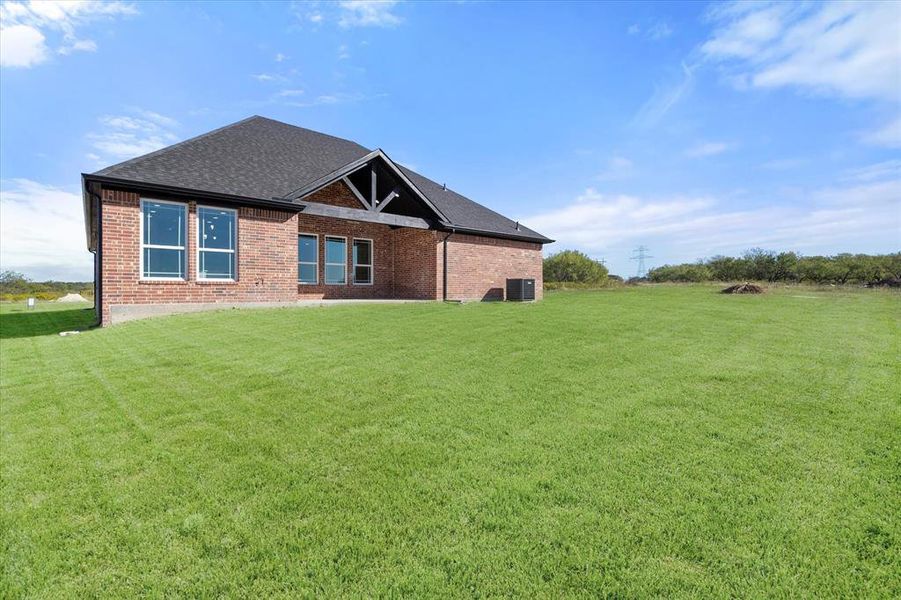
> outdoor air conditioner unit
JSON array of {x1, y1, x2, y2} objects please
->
[{"x1": 506, "y1": 278, "x2": 536, "y2": 301}]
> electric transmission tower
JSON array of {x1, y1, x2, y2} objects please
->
[{"x1": 630, "y1": 245, "x2": 653, "y2": 278}]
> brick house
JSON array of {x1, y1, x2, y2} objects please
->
[{"x1": 82, "y1": 116, "x2": 552, "y2": 325}]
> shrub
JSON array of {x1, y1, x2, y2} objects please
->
[
  {"x1": 544, "y1": 250, "x2": 608, "y2": 284},
  {"x1": 544, "y1": 280, "x2": 621, "y2": 291},
  {"x1": 707, "y1": 256, "x2": 749, "y2": 281},
  {"x1": 648, "y1": 263, "x2": 711, "y2": 283}
]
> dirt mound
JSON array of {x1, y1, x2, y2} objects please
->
[
  {"x1": 57, "y1": 293, "x2": 88, "y2": 303},
  {"x1": 721, "y1": 283, "x2": 764, "y2": 294},
  {"x1": 866, "y1": 277, "x2": 901, "y2": 288}
]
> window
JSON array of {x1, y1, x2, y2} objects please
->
[
  {"x1": 298, "y1": 234, "x2": 318, "y2": 284},
  {"x1": 141, "y1": 199, "x2": 186, "y2": 279},
  {"x1": 353, "y1": 239, "x2": 373, "y2": 285},
  {"x1": 197, "y1": 206, "x2": 237, "y2": 280},
  {"x1": 324, "y1": 236, "x2": 346, "y2": 284}
]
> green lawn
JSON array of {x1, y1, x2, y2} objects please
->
[{"x1": 1, "y1": 288, "x2": 899, "y2": 597}]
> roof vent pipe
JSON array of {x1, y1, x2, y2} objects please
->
[
  {"x1": 442, "y1": 183, "x2": 447, "y2": 190},
  {"x1": 515, "y1": 221, "x2": 520, "y2": 231}
]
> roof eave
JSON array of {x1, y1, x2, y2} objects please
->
[
  {"x1": 82, "y1": 174, "x2": 307, "y2": 212},
  {"x1": 438, "y1": 222, "x2": 554, "y2": 244},
  {"x1": 81, "y1": 173, "x2": 95, "y2": 252}
]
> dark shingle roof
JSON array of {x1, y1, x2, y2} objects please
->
[
  {"x1": 94, "y1": 116, "x2": 370, "y2": 202},
  {"x1": 398, "y1": 166, "x2": 549, "y2": 243},
  {"x1": 91, "y1": 116, "x2": 551, "y2": 243}
]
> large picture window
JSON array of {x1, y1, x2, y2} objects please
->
[
  {"x1": 141, "y1": 199, "x2": 186, "y2": 279},
  {"x1": 353, "y1": 238, "x2": 373, "y2": 285},
  {"x1": 298, "y1": 234, "x2": 318, "y2": 284},
  {"x1": 197, "y1": 206, "x2": 237, "y2": 280},
  {"x1": 324, "y1": 236, "x2": 347, "y2": 284}
]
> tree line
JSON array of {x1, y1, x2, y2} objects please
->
[
  {"x1": 648, "y1": 250, "x2": 901, "y2": 285},
  {"x1": 0, "y1": 271, "x2": 93, "y2": 301}
]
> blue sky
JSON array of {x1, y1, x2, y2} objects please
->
[{"x1": 0, "y1": 0, "x2": 898, "y2": 280}]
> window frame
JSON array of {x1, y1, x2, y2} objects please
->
[
  {"x1": 298, "y1": 232, "x2": 319, "y2": 285},
  {"x1": 139, "y1": 198, "x2": 188, "y2": 281},
  {"x1": 352, "y1": 238, "x2": 374, "y2": 286},
  {"x1": 196, "y1": 204, "x2": 238, "y2": 282},
  {"x1": 324, "y1": 235, "x2": 348, "y2": 285}
]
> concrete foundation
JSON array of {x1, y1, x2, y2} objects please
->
[{"x1": 107, "y1": 299, "x2": 433, "y2": 325}]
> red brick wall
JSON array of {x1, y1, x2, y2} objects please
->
[
  {"x1": 305, "y1": 181, "x2": 366, "y2": 209},
  {"x1": 99, "y1": 184, "x2": 545, "y2": 324},
  {"x1": 296, "y1": 214, "x2": 396, "y2": 299},
  {"x1": 394, "y1": 228, "x2": 441, "y2": 300},
  {"x1": 444, "y1": 233, "x2": 543, "y2": 301},
  {"x1": 99, "y1": 187, "x2": 298, "y2": 324}
]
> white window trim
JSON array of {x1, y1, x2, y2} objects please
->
[
  {"x1": 196, "y1": 204, "x2": 238, "y2": 282},
  {"x1": 139, "y1": 198, "x2": 187, "y2": 281},
  {"x1": 352, "y1": 237, "x2": 374, "y2": 286},
  {"x1": 298, "y1": 233, "x2": 319, "y2": 285},
  {"x1": 324, "y1": 235, "x2": 347, "y2": 285}
]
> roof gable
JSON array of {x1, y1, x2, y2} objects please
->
[{"x1": 285, "y1": 149, "x2": 448, "y2": 223}]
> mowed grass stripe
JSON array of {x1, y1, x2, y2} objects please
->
[{"x1": 1, "y1": 288, "x2": 899, "y2": 597}]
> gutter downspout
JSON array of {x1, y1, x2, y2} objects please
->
[
  {"x1": 92, "y1": 192, "x2": 103, "y2": 327},
  {"x1": 442, "y1": 229, "x2": 454, "y2": 301}
]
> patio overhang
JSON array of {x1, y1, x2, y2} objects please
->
[{"x1": 297, "y1": 200, "x2": 433, "y2": 229}]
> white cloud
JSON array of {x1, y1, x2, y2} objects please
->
[
  {"x1": 628, "y1": 21, "x2": 673, "y2": 40},
  {"x1": 702, "y1": 1, "x2": 901, "y2": 101},
  {"x1": 525, "y1": 164, "x2": 900, "y2": 271},
  {"x1": 132, "y1": 108, "x2": 179, "y2": 129},
  {"x1": 252, "y1": 72, "x2": 287, "y2": 83},
  {"x1": 89, "y1": 133, "x2": 173, "y2": 158},
  {"x1": 596, "y1": 156, "x2": 635, "y2": 181},
  {"x1": 276, "y1": 89, "x2": 305, "y2": 97},
  {"x1": 647, "y1": 22, "x2": 673, "y2": 40},
  {"x1": 0, "y1": 0, "x2": 136, "y2": 68},
  {"x1": 275, "y1": 52, "x2": 287, "y2": 62},
  {"x1": 0, "y1": 179, "x2": 93, "y2": 280},
  {"x1": 281, "y1": 91, "x2": 385, "y2": 108},
  {"x1": 58, "y1": 37, "x2": 96, "y2": 55},
  {"x1": 338, "y1": 43, "x2": 350, "y2": 60},
  {"x1": 759, "y1": 157, "x2": 808, "y2": 171},
  {"x1": 527, "y1": 189, "x2": 714, "y2": 250},
  {"x1": 632, "y1": 61, "x2": 696, "y2": 128},
  {"x1": 859, "y1": 117, "x2": 901, "y2": 149},
  {"x1": 684, "y1": 141, "x2": 734, "y2": 158},
  {"x1": 292, "y1": 1, "x2": 401, "y2": 29},
  {"x1": 338, "y1": 1, "x2": 401, "y2": 28},
  {"x1": 840, "y1": 160, "x2": 901, "y2": 183},
  {"x1": 88, "y1": 110, "x2": 179, "y2": 162},
  {"x1": 0, "y1": 23, "x2": 46, "y2": 67}
]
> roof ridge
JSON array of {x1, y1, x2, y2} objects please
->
[
  {"x1": 250, "y1": 115, "x2": 371, "y2": 153},
  {"x1": 92, "y1": 115, "x2": 264, "y2": 175}
]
